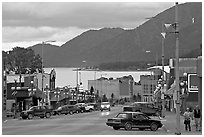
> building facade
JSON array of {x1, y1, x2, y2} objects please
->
[
  {"x1": 166, "y1": 58, "x2": 199, "y2": 112},
  {"x1": 88, "y1": 75, "x2": 137, "y2": 100},
  {"x1": 5, "y1": 69, "x2": 56, "y2": 114},
  {"x1": 140, "y1": 75, "x2": 157, "y2": 102}
]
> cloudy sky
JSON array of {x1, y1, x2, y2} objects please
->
[{"x1": 2, "y1": 1, "x2": 175, "y2": 51}]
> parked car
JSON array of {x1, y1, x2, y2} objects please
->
[
  {"x1": 106, "y1": 112, "x2": 163, "y2": 131},
  {"x1": 100, "y1": 102, "x2": 111, "y2": 111},
  {"x1": 53, "y1": 106, "x2": 63, "y2": 115},
  {"x1": 88, "y1": 103, "x2": 100, "y2": 111},
  {"x1": 75, "y1": 103, "x2": 86, "y2": 113},
  {"x1": 123, "y1": 102, "x2": 161, "y2": 116},
  {"x1": 84, "y1": 103, "x2": 94, "y2": 112},
  {"x1": 20, "y1": 106, "x2": 53, "y2": 119},
  {"x1": 6, "y1": 111, "x2": 14, "y2": 117},
  {"x1": 53, "y1": 105, "x2": 81, "y2": 115}
]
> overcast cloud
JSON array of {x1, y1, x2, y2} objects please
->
[{"x1": 2, "y1": 2, "x2": 174, "y2": 51}]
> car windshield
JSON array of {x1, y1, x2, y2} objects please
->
[
  {"x1": 29, "y1": 107, "x2": 36, "y2": 110},
  {"x1": 116, "y1": 113, "x2": 128, "y2": 118}
]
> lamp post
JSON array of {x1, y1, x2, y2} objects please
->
[
  {"x1": 12, "y1": 78, "x2": 17, "y2": 118},
  {"x1": 41, "y1": 40, "x2": 56, "y2": 105},
  {"x1": 54, "y1": 90, "x2": 61, "y2": 102},
  {"x1": 76, "y1": 68, "x2": 80, "y2": 103},
  {"x1": 100, "y1": 73, "x2": 107, "y2": 97},
  {"x1": 157, "y1": 81, "x2": 162, "y2": 112},
  {"x1": 44, "y1": 84, "x2": 50, "y2": 106},
  {"x1": 180, "y1": 72, "x2": 188, "y2": 114},
  {"x1": 28, "y1": 80, "x2": 37, "y2": 106}
]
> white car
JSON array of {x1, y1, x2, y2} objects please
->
[
  {"x1": 100, "y1": 102, "x2": 111, "y2": 111},
  {"x1": 85, "y1": 104, "x2": 94, "y2": 112}
]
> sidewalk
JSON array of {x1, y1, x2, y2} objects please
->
[{"x1": 161, "y1": 111, "x2": 202, "y2": 135}]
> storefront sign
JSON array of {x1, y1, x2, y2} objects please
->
[{"x1": 188, "y1": 73, "x2": 198, "y2": 92}]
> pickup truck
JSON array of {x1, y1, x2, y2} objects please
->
[{"x1": 20, "y1": 106, "x2": 53, "y2": 119}]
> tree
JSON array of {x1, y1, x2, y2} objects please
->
[
  {"x1": 2, "y1": 47, "x2": 42, "y2": 74},
  {"x1": 111, "y1": 93, "x2": 114, "y2": 99},
  {"x1": 102, "y1": 94, "x2": 108, "y2": 102},
  {"x1": 133, "y1": 94, "x2": 137, "y2": 102},
  {"x1": 90, "y1": 86, "x2": 94, "y2": 95},
  {"x1": 95, "y1": 90, "x2": 100, "y2": 102},
  {"x1": 136, "y1": 93, "x2": 142, "y2": 102}
]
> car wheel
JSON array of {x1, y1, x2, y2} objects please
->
[
  {"x1": 150, "y1": 122, "x2": 158, "y2": 131},
  {"x1": 28, "y1": 114, "x2": 33, "y2": 119},
  {"x1": 101, "y1": 110, "x2": 103, "y2": 112},
  {"x1": 45, "y1": 113, "x2": 51, "y2": 118},
  {"x1": 69, "y1": 111, "x2": 73, "y2": 115},
  {"x1": 22, "y1": 116, "x2": 27, "y2": 120},
  {"x1": 124, "y1": 122, "x2": 132, "y2": 130},
  {"x1": 113, "y1": 126, "x2": 120, "y2": 130},
  {"x1": 81, "y1": 110, "x2": 84, "y2": 113}
]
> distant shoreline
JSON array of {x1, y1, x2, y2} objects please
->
[{"x1": 46, "y1": 67, "x2": 150, "y2": 72}]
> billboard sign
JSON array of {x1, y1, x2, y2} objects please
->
[{"x1": 188, "y1": 73, "x2": 198, "y2": 92}]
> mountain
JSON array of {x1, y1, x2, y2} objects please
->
[{"x1": 30, "y1": 2, "x2": 202, "y2": 68}]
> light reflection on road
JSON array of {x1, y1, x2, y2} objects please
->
[{"x1": 101, "y1": 111, "x2": 110, "y2": 116}]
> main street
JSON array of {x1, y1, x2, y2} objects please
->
[
  {"x1": 3, "y1": 106, "x2": 169, "y2": 135},
  {"x1": 2, "y1": 106, "x2": 201, "y2": 135}
]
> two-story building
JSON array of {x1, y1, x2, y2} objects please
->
[
  {"x1": 88, "y1": 75, "x2": 139, "y2": 100},
  {"x1": 5, "y1": 69, "x2": 56, "y2": 113}
]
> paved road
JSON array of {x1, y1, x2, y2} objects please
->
[
  {"x1": 2, "y1": 106, "x2": 166, "y2": 135},
  {"x1": 2, "y1": 106, "x2": 200, "y2": 135}
]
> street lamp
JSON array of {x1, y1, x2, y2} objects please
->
[
  {"x1": 44, "y1": 84, "x2": 50, "y2": 106},
  {"x1": 100, "y1": 73, "x2": 107, "y2": 97},
  {"x1": 28, "y1": 80, "x2": 37, "y2": 106},
  {"x1": 54, "y1": 90, "x2": 61, "y2": 102},
  {"x1": 180, "y1": 72, "x2": 188, "y2": 114},
  {"x1": 41, "y1": 40, "x2": 56, "y2": 105},
  {"x1": 11, "y1": 78, "x2": 18, "y2": 118}
]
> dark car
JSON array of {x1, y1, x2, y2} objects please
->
[
  {"x1": 123, "y1": 102, "x2": 161, "y2": 116},
  {"x1": 20, "y1": 106, "x2": 52, "y2": 119},
  {"x1": 75, "y1": 103, "x2": 86, "y2": 113},
  {"x1": 53, "y1": 105, "x2": 81, "y2": 115},
  {"x1": 106, "y1": 112, "x2": 163, "y2": 131},
  {"x1": 53, "y1": 106, "x2": 63, "y2": 115}
]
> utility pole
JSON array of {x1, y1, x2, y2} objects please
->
[
  {"x1": 41, "y1": 40, "x2": 56, "y2": 105},
  {"x1": 174, "y1": 2, "x2": 181, "y2": 135},
  {"x1": 76, "y1": 68, "x2": 78, "y2": 103},
  {"x1": 161, "y1": 22, "x2": 165, "y2": 118}
]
